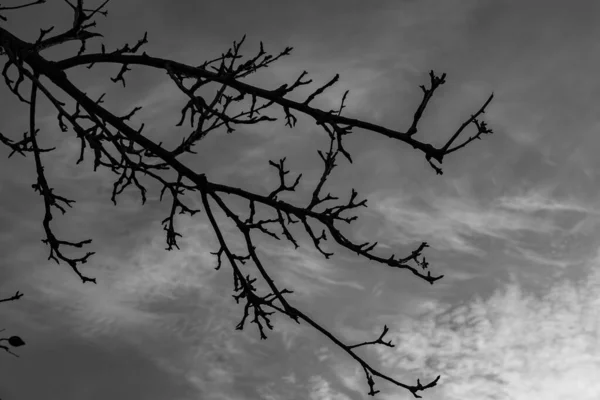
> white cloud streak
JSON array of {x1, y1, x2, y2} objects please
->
[
  {"x1": 371, "y1": 190, "x2": 557, "y2": 256},
  {"x1": 495, "y1": 191, "x2": 599, "y2": 215},
  {"x1": 258, "y1": 240, "x2": 364, "y2": 298}
]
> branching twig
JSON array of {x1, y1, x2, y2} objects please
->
[{"x1": 0, "y1": 291, "x2": 25, "y2": 357}]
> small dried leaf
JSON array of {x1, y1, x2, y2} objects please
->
[{"x1": 8, "y1": 336, "x2": 25, "y2": 347}]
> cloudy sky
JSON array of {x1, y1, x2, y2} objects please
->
[{"x1": 1, "y1": 0, "x2": 600, "y2": 399}]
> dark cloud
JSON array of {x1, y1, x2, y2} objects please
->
[{"x1": 0, "y1": 328, "x2": 198, "y2": 400}]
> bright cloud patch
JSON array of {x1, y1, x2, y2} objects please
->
[
  {"x1": 371, "y1": 263, "x2": 600, "y2": 400},
  {"x1": 309, "y1": 375, "x2": 352, "y2": 400}
]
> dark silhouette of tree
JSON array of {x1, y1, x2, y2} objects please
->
[
  {"x1": 0, "y1": 0, "x2": 494, "y2": 397},
  {"x1": 0, "y1": 291, "x2": 25, "y2": 357}
]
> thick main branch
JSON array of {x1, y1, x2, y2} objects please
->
[{"x1": 55, "y1": 53, "x2": 468, "y2": 165}]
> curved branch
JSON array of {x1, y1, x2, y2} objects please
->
[{"x1": 55, "y1": 53, "x2": 493, "y2": 172}]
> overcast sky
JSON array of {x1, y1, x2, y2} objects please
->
[{"x1": 1, "y1": 0, "x2": 600, "y2": 399}]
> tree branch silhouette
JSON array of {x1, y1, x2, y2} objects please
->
[
  {"x1": 0, "y1": 291, "x2": 25, "y2": 357},
  {"x1": 0, "y1": 0, "x2": 494, "y2": 397}
]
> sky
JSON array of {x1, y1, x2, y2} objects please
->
[{"x1": 1, "y1": 0, "x2": 600, "y2": 399}]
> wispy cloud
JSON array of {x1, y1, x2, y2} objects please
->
[
  {"x1": 495, "y1": 190, "x2": 599, "y2": 215},
  {"x1": 258, "y1": 239, "x2": 365, "y2": 298},
  {"x1": 508, "y1": 245, "x2": 586, "y2": 270},
  {"x1": 14, "y1": 210, "x2": 366, "y2": 397},
  {"x1": 370, "y1": 189, "x2": 557, "y2": 256}
]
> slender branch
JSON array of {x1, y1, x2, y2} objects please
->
[
  {"x1": 55, "y1": 53, "x2": 493, "y2": 172},
  {"x1": 0, "y1": 0, "x2": 44, "y2": 21},
  {"x1": 0, "y1": 291, "x2": 23, "y2": 303}
]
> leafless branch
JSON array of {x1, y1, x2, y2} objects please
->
[
  {"x1": 0, "y1": 2, "x2": 495, "y2": 396},
  {"x1": 0, "y1": 291, "x2": 25, "y2": 357},
  {"x1": 0, "y1": 0, "x2": 44, "y2": 21}
]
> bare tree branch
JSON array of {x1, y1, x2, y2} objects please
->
[
  {"x1": 0, "y1": 2, "x2": 495, "y2": 396},
  {"x1": 0, "y1": 0, "x2": 44, "y2": 21},
  {"x1": 0, "y1": 291, "x2": 25, "y2": 357}
]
